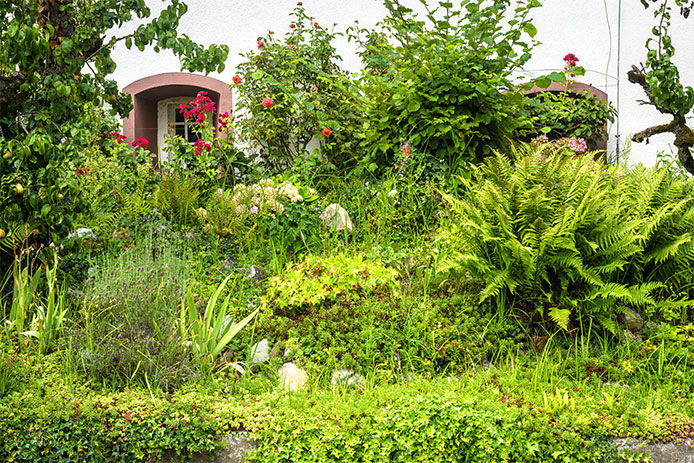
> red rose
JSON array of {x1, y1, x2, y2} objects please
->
[
  {"x1": 257, "y1": 40, "x2": 264, "y2": 48},
  {"x1": 290, "y1": 23, "x2": 296, "y2": 28},
  {"x1": 262, "y1": 97, "x2": 273, "y2": 108},
  {"x1": 232, "y1": 75, "x2": 242, "y2": 84},
  {"x1": 131, "y1": 138, "x2": 149, "y2": 148},
  {"x1": 322, "y1": 128, "x2": 332, "y2": 137}
]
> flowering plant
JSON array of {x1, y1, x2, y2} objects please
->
[
  {"x1": 163, "y1": 91, "x2": 245, "y2": 188},
  {"x1": 233, "y1": 3, "x2": 362, "y2": 172}
]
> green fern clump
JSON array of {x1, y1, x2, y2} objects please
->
[
  {"x1": 438, "y1": 145, "x2": 694, "y2": 331},
  {"x1": 152, "y1": 174, "x2": 201, "y2": 226}
]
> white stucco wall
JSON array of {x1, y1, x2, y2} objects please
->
[{"x1": 109, "y1": 0, "x2": 694, "y2": 167}]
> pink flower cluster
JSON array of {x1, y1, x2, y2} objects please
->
[
  {"x1": 568, "y1": 137, "x2": 587, "y2": 154},
  {"x1": 109, "y1": 131, "x2": 126, "y2": 143},
  {"x1": 75, "y1": 167, "x2": 93, "y2": 175},
  {"x1": 131, "y1": 138, "x2": 149, "y2": 148},
  {"x1": 218, "y1": 111, "x2": 234, "y2": 131},
  {"x1": 563, "y1": 53, "x2": 579, "y2": 67},
  {"x1": 179, "y1": 91, "x2": 217, "y2": 124},
  {"x1": 194, "y1": 138, "x2": 211, "y2": 156}
]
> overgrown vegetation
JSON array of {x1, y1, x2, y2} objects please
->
[{"x1": 1, "y1": 0, "x2": 693, "y2": 461}]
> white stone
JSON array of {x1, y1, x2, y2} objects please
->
[
  {"x1": 331, "y1": 368, "x2": 365, "y2": 389},
  {"x1": 251, "y1": 338, "x2": 270, "y2": 364},
  {"x1": 320, "y1": 204, "x2": 353, "y2": 233},
  {"x1": 278, "y1": 362, "x2": 308, "y2": 392}
]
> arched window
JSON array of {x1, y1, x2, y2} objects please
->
[{"x1": 122, "y1": 73, "x2": 232, "y2": 165}]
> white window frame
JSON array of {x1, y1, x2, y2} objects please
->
[{"x1": 156, "y1": 96, "x2": 201, "y2": 164}]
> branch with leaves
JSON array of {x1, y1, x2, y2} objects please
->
[{"x1": 631, "y1": 0, "x2": 694, "y2": 174}]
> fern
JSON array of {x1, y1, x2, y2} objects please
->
[{"x1": 439, "y1": 144, "x2": 694, "y2": 331}]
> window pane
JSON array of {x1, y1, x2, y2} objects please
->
[
  {"x1": 187, "y1": 128, "x2": 200, "y2": 143},
  {"x1": 175, "y1": 110, "x2": 185, "y2": 123},
  {"x1": 174, "y1": 124, "x2": 185, "y2": 137}
]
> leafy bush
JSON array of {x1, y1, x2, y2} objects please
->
[
  {"x1": 152, "y1": 174, "x2": 201, "y2": 227},
  {"x1": 73, "y1": 234, "x2": 191, "y2": 389},
  {"x1": 526, "y1": 90, "x2": 617, "y2": 149},
  {"x1": 0, "y1": 1, "x2": 226, "y2": 267},
  {"x1": 251, "y1": 378, "x2": 619, "y2": 463},
  {"x1": 264, "y1": 253, "x2": 399, "y2": 317},
  {"x1": 438, "y1": 145, "x2": 694, "y2": 332},
  {"x1": 234, "y1": 4, "x2": 362, "y2": 171},
  {"x1": 74, "y1": 131, "x2": 158, "y2": 234},
  {"x1": 253, "y1": 292, "x2": 523, "y2": 374},
  {"x1": 352, "y1": 0, "x2": 540, "y2": 175},
  {"x1": 200, "y1": 178, "x2": 322, "y2": 255}
]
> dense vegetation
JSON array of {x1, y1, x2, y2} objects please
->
[{"x1": 1, "y1": 1, "x2": 693, "y2": 462}]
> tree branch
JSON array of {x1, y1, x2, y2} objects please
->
[{"x1": 627, "y1": 65, "x2": 677, "y2": 116}]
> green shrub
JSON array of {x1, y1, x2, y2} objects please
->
[
  {"x1": 264, "y1": 253, "x2": 399, "y2": 317},
  {"x1": 351, "y1": 0, "x2": 540, "y2": 175},
  {"x1": 73, "y1": 133, "x2": 158, "y2": 234},
  {"x1": 234, "y1": 4, "x2": 362, "y2": 172},
  {"x1": 253, "y1": 291, "x2": 525, "y2": 374},
  {"x1": 250, "y1": 378, "x2": 619, "y2": 463},
  {"x1": 438, "y1": 145, "x2": 694, "y2": 332},
  {"x1": 73, "y1": 234, "x2": 191, "y2": 389},
  {"x1": 526, "y1": 90, "x2": 617, "y2": 149},
  {"x1": 152, "y1": 173, "x2": 201, "y2": 227}
]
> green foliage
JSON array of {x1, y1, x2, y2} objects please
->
[
  {"x1": 74, "y1": 234, "x2": 192, "y2": 389},
  {"x1": 527, "y1": 90, "x2": 617, "y2": 149},
  {"x1": 0, "y1": 1, "x2": 227, "y2": 255},
  {"x1": 250, "y1": 378, "x2": 620, "y2": 463},
  {"x1": 264, "y1": 253, "x2": 399, "y2": 317},
  {"x1": 22, "y1": 251, "x2": 68, "y2": 354},
  {"x1": 0, "y1": 370, "x2": 269, "y2": 463},
  {"x1": 178, "y1": 273, "x2": 258, "y2": 372},
  {"x1": 234, "y1": 4, "x2": 362, "y2": 172},
  {"x1": 152, "y1": 174, "x2": 201, "y2": 227},
  {"x1": 253, "y1": 293, "x2": 519, "y2": 374},
  {"x1": 74, "y1": 132, "x2": 158, "y2": 234},
  {"x1": 438, "y1": 145, "x2": 694, "y2": 331},
  {"x1": 351, "y1": 0, "x2": 541, "y2": 175}
]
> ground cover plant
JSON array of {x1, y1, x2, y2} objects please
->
[{"x1": 1, "y1": 0, "x2": 694, "y2": 461}]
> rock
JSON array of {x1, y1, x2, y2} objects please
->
[
  {"x1": 222, "y1": 256, "x2": 235, "y2": 270},
  {"x1": 320, "y1": 204, "x2": 353, "y2": 233},
  {"x1": 251, "y1": 338, "x2": 270, "y2": 364},
  {"x1": 331, "y1": 368, "x2": 365, "y2": 389},
  {"x1": 69, "y1": 228, "x2": 97, "y2": 239},
  {"x1": 613, "y1": 437, "x2": 694, "y2": 463},
  {"x1": 620, "y1": 309, "x2": 644, "y2": 332},
  {"x1": 278, "y1": 362, "x2": 308, "y2": 392},
  {"x1": 160, "y1": 433, "x2": 257, "y2": 463},
  {"x1": 243, "y1": 266, "x2": 265, "y2": 284},
  {"x1": 269, "y1": 342, "x2": 282, "y2": 360}
]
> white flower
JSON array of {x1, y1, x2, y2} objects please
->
[
  {"x1": 250, "y1": 205, "x2": 259, "y2": 215},
  {"x1": 388, "y1": 189, "x2": 397, "y2": 197}
]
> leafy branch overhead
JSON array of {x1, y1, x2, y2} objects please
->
[
  {"x1": 630, "y1": 0, "x2": 694, "y2": 174},
  {"x1": 0, "y1": 0, "x2": 228, "y2": 258}
]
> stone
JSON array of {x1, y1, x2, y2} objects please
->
[
  {"x1": 620, "y1": 309, "x2": 644, "y2": 332},
  {"x1": 160, "y1": 433, "x2": 256, "y2": 463},
  {"x1": 69, "y1": 227, "x2": 97, "y2": 239},
  {"x1": 331, "y1": 368, "x2": 365, "y2": 389},
  {"x1": 613, "y1": 437, "x2": 694, "y2": 463},
  {"x1": 243, "y1": 265, "x2": 266, "y2": 284},
  {"x1": 251, "y1": 338, "x2": 270, "y2": 364},
  {"x1": 320, "y1": 204, "x2": 353, "y2": 233},
  {"x1": 278, "y1": 362, "x2": 308, "y2": 392},
  {"x1": 221, "y1": 256, "x2": 235, "y2": 270}
]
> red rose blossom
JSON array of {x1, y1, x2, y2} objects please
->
[
  {"x1": 322, "y1": 127, "x2": 332, "y2": 137},
  {"x1": 232, "y1": 75, "x2": 242, "y2": 84},
  {"x1": 131, "y1": 138, "x2": 149, "y2": 148},
  {"x1": 262, "y1": 97, "x2": 273, "y2": 108}
]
